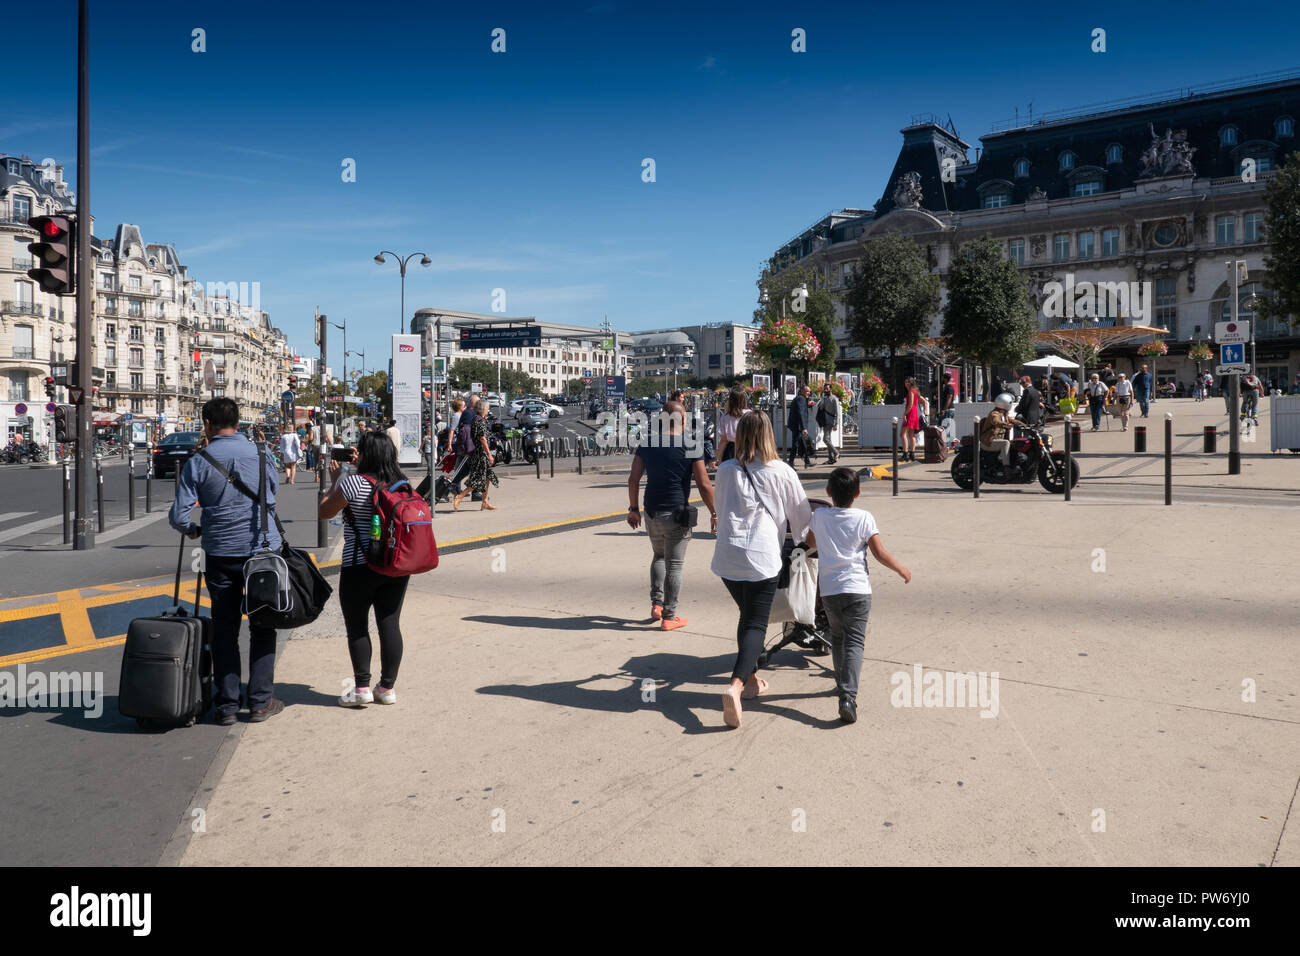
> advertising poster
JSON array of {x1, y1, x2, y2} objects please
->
[
  {"x1": 391, "y1": 334, "x2": 422, "y2": 465},
  {"x1": 751, "y1": 374, "x2": 770, "y2": 392},
  {"x1": 783, "y1": 374, "x2": 798, "y2": 401}
]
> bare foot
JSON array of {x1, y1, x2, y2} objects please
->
[
  {"x1": 741, "y1": 675, "x2": 768, "y2": 700},
  {"x1": 722, "y1": 687, "x2": 742, "y2": 728},
  {"x1": 481, "y1": 502, "x2": 497, "y2": 511}
]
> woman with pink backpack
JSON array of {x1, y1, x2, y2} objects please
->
[{"x1": 319, "y1": 432, "x2": 418, "y2": 707}]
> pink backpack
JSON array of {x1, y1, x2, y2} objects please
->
[{"x1": 359, "y1": 476, "x2": 438, "y2": 576}]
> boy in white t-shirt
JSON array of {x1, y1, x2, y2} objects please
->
[{"x1": 805, "y1": 467, "x2": 911, "y2": 724}]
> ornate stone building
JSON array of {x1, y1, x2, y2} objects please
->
[{"x1": 770, "y1": 73, "x2": 1300, "y2": 389}]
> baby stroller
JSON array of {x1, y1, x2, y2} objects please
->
[
  {"x1": 415, "y1": 449, "x2": 459, "y2": 502},
  {"x1": 756, "y1": 498, "x2": 832, "y2": 669}
]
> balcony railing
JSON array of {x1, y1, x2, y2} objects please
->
[
  {"x1": 6, "y1": 347, "x2": 36, "y2": 360},
  {"x1": 1, "y1": 300, "x2": 42, "y2": 316},
  {"x1": 10, "y1": 256, "x2": 33, "y2": 271},
  {"x1": 102, "y1": 305, "x2": 117, "y2": 315}
]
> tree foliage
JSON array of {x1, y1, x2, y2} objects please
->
[
  {"x1": 449, "y1": 358, "x2": 539, "y2": 396},
  {"x1": 1260, "y1": 151, "x2": 1300, "y2": 326},
  {"x1": 843, "y1": 232, "x2": 940, "y2": 389},
  {"x1": 942, "y1": 234, "x2": 1037, "y2": 377}
]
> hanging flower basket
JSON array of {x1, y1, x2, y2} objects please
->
[
  {"x1": 1137, "y1": 340, "x2": 1169, "y2": 357},
  {"x1": 747, "y1": 319, "x2": 821, "y2": 365},
  {"x1": 1187, "y1": 342, "x2": 1213, "y2": 362},
  {"x1": 862, "y1": 374, "x2": 888, "y2": 405}
]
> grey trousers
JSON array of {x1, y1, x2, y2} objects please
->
[
  {"x1": 646, "y1": 513, "x2": 691, "y2": 618},
  {"x1": 822, "y1": 592, "x2": 873, "y2": 701}
]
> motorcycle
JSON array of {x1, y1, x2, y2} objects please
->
[
  {"x1": 520, "y1": 422, "x2": 547, "y2": 465},
  {"x1": 488, "y1": 420, "x2": 513, "y2": 466},
  {"x1": 949, "y1": 425, "x2": 1079, "y2": 493},
  {"x1": 2, "y1": 441, "x2": 40, "y2": 465}
]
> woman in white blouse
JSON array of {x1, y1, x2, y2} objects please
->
[
  {"x1": 711, "y1": 412, "x2": 812, "y2": 728},
  {"x1": 713, "y1": 387, "x2": 750, "y2": 468}
]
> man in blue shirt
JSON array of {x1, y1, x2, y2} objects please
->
[
  {"x1": 170, "y1": 398, "x2": 284, "y2": 725},
  {"x1": 1131, "y1": 364, "x2": 1153, "y2": 418}
]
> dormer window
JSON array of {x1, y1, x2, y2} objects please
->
[
  {"x1": 1059, "y1": 151, "x2": 1076, "y2": 172},
  {"x1": 1013, "y1": 158, "x2": 1030, "y2": 179},
  {"x1": 977, "y1": 180, "x2": 1015, "y2": 209},
  {"x1": 6, "y1": 159, "x2": 19, "y2": 175},
  {"x1": 1276, "y1": 116, "x2": 1294, "y2": 138},
  {"x1": 1106, "y1": 143, "x2": 1123, "y2": 164},
  {"x1": 1220, "y1": 125, "x2": 1239, "y2": 147}
]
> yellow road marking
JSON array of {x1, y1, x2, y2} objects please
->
[
  {"x1": 3, "y1": 637, "x2": 127, "y2": 667},
  {"x1": 57, "y1": 589, "x2": 96, "y2": 647}
]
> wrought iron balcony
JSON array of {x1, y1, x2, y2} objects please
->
[{"x1": 1, "y1": 300, "x2": 42, "y2": 316}]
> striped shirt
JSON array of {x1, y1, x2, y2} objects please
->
[{"x1": 339, "y1": 473, "x2": 379, "y2": 568}]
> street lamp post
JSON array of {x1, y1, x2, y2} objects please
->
[
  {"x1": 330, "y1": 318, "x2": 346, "y2": 418},
  {"x1": 374, "y1": 251, "x2": 431, "y2": 335}
]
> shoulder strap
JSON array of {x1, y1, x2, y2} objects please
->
[
  {"x1": 199, "y1": 447, "x2": 288, "y2": 547},
  {"x1": 256, "y1": 443, "x2": 269, "y2": 548},
  {"x1": 739, "y1": 461, "x2": 780, "y2": 530}
]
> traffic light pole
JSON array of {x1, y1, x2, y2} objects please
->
[{"x1": 73, "y1": 0, "x2": 94, "y2": 550}]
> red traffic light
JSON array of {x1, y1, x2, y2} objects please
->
[{"x1": 41, "y1": 219, "x2": 64, "y2": 238}]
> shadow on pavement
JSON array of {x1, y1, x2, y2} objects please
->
[
  {"x1": 278, "y1": 681, "x2": 343, "y2": 709},
  {"x1": 477, "y1": 650, "x2": 842, "y2": 734},
  {"x1": 463, "y1": 613, "x2": 649, "y2": 632}
]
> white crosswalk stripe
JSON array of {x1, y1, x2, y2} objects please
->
[{"x1": 0, "y1": 514, "x2": 65, "y2": 544}]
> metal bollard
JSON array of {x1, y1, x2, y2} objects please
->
[
  {"x1": 317, "y1": 449, "x2": 328, "y2": 545},
  {"x1": 1203, "y1": 425, "x2": 1217, "y2": 454},
  {"x1": 891, "y1": 417, "x2": 899, "y2": 497},
  {"x1": 1134, "y1": 425, "x2": 1147, "y2": 454},
  {"x1": 127, "y1": 447, "x2": 135, "y2": 521},
  {"x1": 1063, "y1": 415, "x2": 1071, "y2": 502},
  {"x1": 95, "y1": 455, "x2": 105, "y2": 533},
  {"x1": 577, "y1": 436, "x2": 583, "y2": 475},
  {"x1": 535, "y1": 449, "x2": 542, "y2": 479},
  {"x1": 972, "y1": 417, "x2": 981, "y2": 499},
  {"x1": 1165, "y1": 414, "x2": 1173, "y2": 506},
  {"x1": 62, "y1": 458, "x2": 72, "y2": 544},
  {"x1": 549, "y1": 438, "x2": 555, "y2": 478},
  {"x1": 145, "y1": 442, "x2": 153, "y2": 513},
  {"x1": 1069, "y1": 422, "x2": 1081, "y2": 452}
]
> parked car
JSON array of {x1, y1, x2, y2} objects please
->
[
  {"x1": 514, "y1": 401, "x2": 552, "y2": 427},
  {"x1": 152, "y1": 431, "x2": 201, "y2": 478}
]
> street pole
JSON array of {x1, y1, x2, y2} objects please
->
[
  {"x1": 1227, "y1": 262, "x2": 1241, "y2": 476},
  {"x1": 73, "y1": 0, "x2": 94, "y2": 550},
  {"x1": 317, "y1": 311, "x2": 328, "y2": 548}
]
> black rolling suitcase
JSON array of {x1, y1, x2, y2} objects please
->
[
  {"x1": 118, "y1": 535, "x2": 213, "y2": 729},
  {"x1": 923, "y1": 424, "x2": 948, "y2": 463}
]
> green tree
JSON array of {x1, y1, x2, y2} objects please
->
[
  {"x1": 755, "y1": 260, "x2": 837, "y2": 374},
  {"x1": 353, "y1": 370, "x2": 391, "y2": 419},
  {"x1": 843, "y1": 232, "x2": 940, "y2": 393},
  {"x1": 449, "y1": 358, "x2": 538, "y2": 396},
  {"x1": 1260, "y1": 151, "x2": 1300, "y2": 326},
  {"x1": 942, "y1": 234, "x2": 1037, "y2": 389},
  {"x1": 625, "y1": 377, "x2": 664, "y2": 400}
]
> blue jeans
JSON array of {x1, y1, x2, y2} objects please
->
[
  {"x1": 822, "y1": 592, "x2": 872, "y2": 701},
  {"x1": 645, "y1": 513, "x2": 691, "y2": 619},
  {"x1": 1135, "y1": 390, "x2": 1150, "y2": 416},
  {"x1": 1090, "y1": 396, "x2": 1104, "y2": 428},
  {"x1": 205, "y1": 555, "x2": 279, "y2": 715}
]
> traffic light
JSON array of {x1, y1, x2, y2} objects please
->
[
  {"x1": 54, "y1": 404, "x2": 74, "y2": 443},
  {"x1": 27, "y1": 215, "x2": 75, "y2": 295},
  {"x1": 44, "y1": 377, "x2": 55, "y2": 399},
  {"x1": 288, "y1": 376, "x2": 297, "y2": 391}
]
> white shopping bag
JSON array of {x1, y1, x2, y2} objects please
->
[{"x1": 768, "y1": 549, "x2": 817, "y2": 626}]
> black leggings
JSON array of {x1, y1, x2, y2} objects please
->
[
  {"x1": 723, "y1": 576, "x2": 779, "y2": 682},
  {"x1": 339, "y1": 564, "x2": 409, "y2": 688}
]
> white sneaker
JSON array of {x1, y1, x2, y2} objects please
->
[
  {"x1": 374, "y1": 685, "x2": 397, "y2": 705},
  {"x1": 339, "y1": 686, "x2": 374, "y2": 707}
]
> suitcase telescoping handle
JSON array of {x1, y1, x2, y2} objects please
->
[{"x1": 173, "y1": 531, "x2": 204, "y2": 615}]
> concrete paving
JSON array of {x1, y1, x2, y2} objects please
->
[{"x1": 178, "y1": 453, "x2": 1299, "y2": 867}]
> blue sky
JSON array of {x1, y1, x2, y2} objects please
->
[{"x1": 5, "y1": 0, "x2": 1300, "y2": 370}]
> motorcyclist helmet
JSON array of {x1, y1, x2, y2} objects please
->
[{"x1": 994, "y1": 392, "x2": 1015, "y2": 411}]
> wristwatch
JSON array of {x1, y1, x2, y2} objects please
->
[{"x1": 628, "y1": 505, "x2": 638, "y2": 512}]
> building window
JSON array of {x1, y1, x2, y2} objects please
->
[
  {"x1": 106, "y1": 345, "x2": 117, "y2": 365},
  {"x1": 1013, "y1": 158, "x2": 1029, "y2": 178},
  {"x1": 1102, "y1": 228, "x2": 1120, "y2": 256},
  {"x1": 130, "y1": 348, "x2": 143, "y2": 367},
  {"x1": 1244, "y1": 212, "x2": 1264, "y2": 242},
  {"x1": 1059, "y1": 151, "x2": 1075, "y2": 172},
  {"x1": 130, "y1": 372, "x2": 143, "y2": 390},
  {"x1": 6, "y1": 159, "x2": 19, "y2": 175},
  {"x1": 128, "y1": 301, "x2": 143, "y2": 317},
  {"x1": 105, "y1": 322, "x2": 116, "y2": 338},
  {"x1": 1220, "y1": 126, "x2": 1238, "y2": 146},
  {"x1": 1256, "y1": 156, "x2": 1275, "y2": 173},
  {"x1": 100, "y1": 273, "x2": 115, "y2": 290},
  {"x1": 131, "y1": 397, "x2": 143, "y2": 414},
  {"x1": 1071, "y1": 179, "x2": 1102, "y2": 196},
  {"x1": 1008, "y1": 238, "x2": 1025, "y2": 265},
  {"x1": 982, "y1": 189, "x2": 1011, "y2": 208},
  {"x1": 106, "y1": 371, "x2": 116, "y2": 388},
  {"x1": 127, "y1": 275, "x2": 141, "y2": 290},
  {"x1": 8, "y1": 371, "x2": 30, "y2": 402},
  {"x1": 1276, "y1": 116, "x2": 1294, "y2": 138},
  {"x1": 152, "y1": 280, "x2": 161, "y2": 294},
  {"x1": 13, "y1": 195, "x2": 30, "y2": 220},
  {"x1": 155, "y1": 349, "x2": 165, "y2": 366},
  {"x1": 1053, "y1": 234, "x2": 1070, "y2": 262},
  {"x1": 1106, "y1": 143, "x2": 1123, "y2": 164},
  {"x1": 129, "y1": 325, "x2": 143, "y2": 341},
  {"x1": 1077, "y1": 232, "x2": 1095, "y2": 259},
  {"x1": 1155, "y1": 278, "x2": 1178, "y2": 336},
  {"x1": 1215, "y1": 215, "x2": 1235, "y2": 245}
]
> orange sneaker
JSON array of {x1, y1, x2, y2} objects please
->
[
  {"x1": 651, "y1": 605, "x2": 663, "y2": 620},
  {"x1": 661, "y1": 616, "x2": 688, "y2": 631}
]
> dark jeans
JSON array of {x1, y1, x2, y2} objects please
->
[
  {"x1": 723, "y1": 576, "x2": 779, "y2": 682},
  {"x1": 1135, "y1": 390, "x2": 1150, "y2": 416},
  {"x1": 822, "y1": 592, "x2": 872, "y2": 701},
  {"x1": 786, "y1": 433, "x2": 810, "y2": 466},
  {"x1": 1089, "y1": 396, "x2": 1104, "y2": 428},
  {"x1": 340, "y1": 564, "x2": 409, "y2": 689},
  {"x1": 205, "y1": 555, "x2": 279, "y2": 715}
]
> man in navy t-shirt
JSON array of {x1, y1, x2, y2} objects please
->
[{"x1": 626, "y1": 402, "x2": 716, "y2": 631}]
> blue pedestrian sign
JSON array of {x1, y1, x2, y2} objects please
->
[
  {"x1": 1220, "y1": 343, "x2": 1244, "y2": 364},
  {"x1": 124, "y1": 413, "x2": 133, "y2": 422}
]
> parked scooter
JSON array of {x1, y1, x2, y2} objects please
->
[{"x1": 521, "y1": 422, "x2": 548, "y2": 465}]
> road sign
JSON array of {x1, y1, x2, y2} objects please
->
[
  {"x1": 459, "y1": 326, "x2": 542, "y2": 349},
  {"x1": 68, "y1": 387, "x2": 83, "y2": 405},
  {"x1": 281, "y1": 389, "x2": 295, "y2": 403},
  {"x1": 1220, "y1": 343, "x2": 1245, "y2": 365},
  {"x1": 124, "y1": 413, "x2": 133, "y2": 423},
  {"x1": 13, "y1": 403, "x2": 26, "y2": 415},
  {"x1": 203, "y1": 359, "x2": 216, "y2": 391},
  {"x1": 471, "y1": 382, "x2": 484, "y2": 395},
  {"x1": 431, "y1": 356, "x2": 447, "y2": 383},
  {"x1": 605, "y1": 375, "x2": 626, "y2": 403},
  {"x1": 45, "y1": 402, "x2": 57, "y2": 413},
  {"x1": 1216, "y1": 364, "x2": 1249, "y2": 375},
  {"x1": 1215, "y1": 320, "x2": 1250, "y2": 345}
]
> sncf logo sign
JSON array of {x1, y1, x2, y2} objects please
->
[{"x1": 398, "y1": 344, "x2": 415, "y2": 353}]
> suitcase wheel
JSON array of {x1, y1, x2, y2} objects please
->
[
  {"x1": 135, "y1": 717, "x2": 152, "y2": 730},
  {"x1": 756, "y1": 650, "x2": 771, "y2": 669}
]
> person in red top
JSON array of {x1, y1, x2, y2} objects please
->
[{"x1": 900, "y1": 377, "x2": 927, "y2": 462}]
